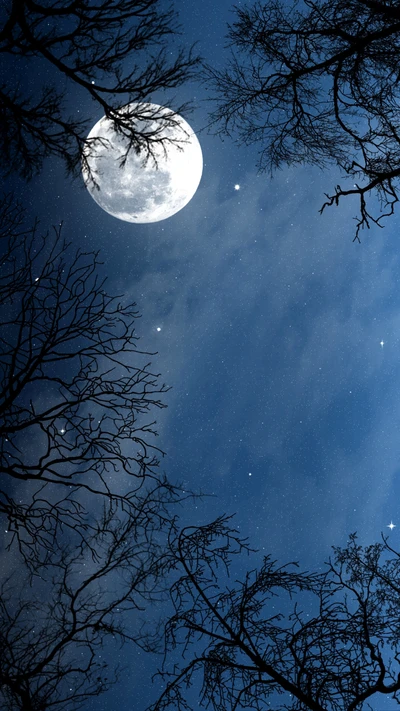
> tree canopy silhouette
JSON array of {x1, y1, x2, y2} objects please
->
[
  {"x1": 0, "y1": 194, "x2": 174, "y2": 566},
  {"x1": 0, "y1": 0, "x2": 200, "y2": 179},
  {"x1": 205, "y1": 0, "x2": 400, "y2": 241},
  {"x1": 152, "y1": 517, "x2": 400, "y2": 711},
  {"x1": 0, "y1": 497, "x2": 177, "y2": 711}
]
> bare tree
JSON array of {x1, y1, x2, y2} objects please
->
[
  {"x1": 0, "y1": 194, "x2": 174, "y2": 565},
  {"x1": 0, "y1": 493, "x2": 177, "y2": 711},
  {"x1": 205, "y1": 0, "x2": 400, "y2": 241},
  {"x1": 0, "y1": 0, "x2": 200, "y2": 179},
  {"x1": 151, "y1": 517, "x2": 400, "y2": 711}
]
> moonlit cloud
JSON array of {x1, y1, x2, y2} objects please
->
[{"x1": 108, "y1": 156, "x2": 400, "y2": 567}]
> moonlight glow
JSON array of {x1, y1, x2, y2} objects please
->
[{"x1": 82, "y1": 103, "x2": 203, "y2": 223}]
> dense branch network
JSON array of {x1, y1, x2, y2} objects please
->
[
  {"x1": 0, "y1": 498, "x2": 177, "y2": 711},
  {"x1": 0, "y1": 194, "x2": 173, "y2": 565},
  {"x1": 205, "y1": 0, "x2": 400, "y2": 240},
  {"x1": 0, "y1": 0, "x2": 200, "y2": 178},
  {"x1": 151, "y1": 519, "x2": 400, "y2": 711}
]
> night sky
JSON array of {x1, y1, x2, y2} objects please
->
[{"x1": 4, "y1": 0, "x2": 400, "y2": 709}]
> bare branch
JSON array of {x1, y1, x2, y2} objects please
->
[
  {"x1": 151, "y1": 521, "x2": 400, "y2": 711},
  {"x1": 204, "y1": 0, "x2": 400, "y2": 239},
  {"x1": 0, "y1": 195, "x2": 177, "y2": 567},
  {"x1": 0, "y1": 497, "x2": 178, "y2": 711},
  {"x1": 0, "y1": 0, "x2": 201, "y2": 179}
]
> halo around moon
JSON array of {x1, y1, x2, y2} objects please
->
[{"x1": 82, "y1": 103, "x2": 203, "y2": 223}]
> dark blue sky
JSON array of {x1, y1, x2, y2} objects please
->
[
  {"x1": 6, "y1": 0, "x2": 400, "y2": 708},
  {"x1": 39, "y1": 129, "x2": 400, "y2": 568}
]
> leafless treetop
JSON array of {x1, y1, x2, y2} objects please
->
[
  {"x1": 0, "y1": 0, "x2": 200, "y2": 178},
  {"x1": 151, "y1": 517, "x2": 400, "y2": 711},
  {"x1": 0, "y1": 194, "x2": 177, "y2": 566},
  {"x1": 205, "y1": 0, "x2": 400, "y2": 240}
]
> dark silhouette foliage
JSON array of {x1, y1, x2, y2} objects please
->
[
  {"x1": 0, "y1": 497, "x2": 177, "y2": 711},
  {"x1": 0, "y1": 194, "x2": 172, "y2": 566},
  {"x1": 205, "y1": 0, "x2": 400, "y2": 241},
  {"x1": 0, "y1": 0, "x2": 200, "y2": 179},
  {"x1": 152, "y1": 517, "x2": 400, "y2": 711}
]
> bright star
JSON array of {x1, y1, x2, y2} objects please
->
[
  {"x1": 59, "y1": 428, "x2": 66, "y2": 435},
  {"x1": 387, "y1": 521, "x2": 396, "y2": 530},
  {"x1": 156, "y1": 326, "x2": 162, "y2": 332},
  {"x1": 234, "y1": 184, "x2": 240, "y2": 191},
  {"x1": 380, "y1": 340, "x2": 385, "y2": 347}
]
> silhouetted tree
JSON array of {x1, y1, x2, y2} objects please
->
[
  {"x1": 205, "y1": 0, "x2": 400, "y2": 241},
  {"x1": 0, "y1": 494, "x2": 176, "y2": 711},
  {"x1": 0, "y1": 0, "x2": 200, "y2": 179},
  {"x1": 152, "y1": 517, "x2": 400, "y2": 711},
  {"x1": 0, "y1": 194, "x2": 173, "y2": 565}
]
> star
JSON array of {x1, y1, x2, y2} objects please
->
[
  {"x1": 387, "y1": 521, "x2": 396, "y2": 530},
  {"x1": 59, "y1": 428, "x2": 66, "y2": 435},
  {"x1": 234, "y1": 184, "x2": 240, "y2": 191},
  {"x1": 156, "y1": 326, "x2": 162, "y2": 332},
  {"x1": 380, "y1": 340, "x2": 385, "y2": 347}
]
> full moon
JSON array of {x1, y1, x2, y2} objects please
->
[{"x1": 82, "y1": 103, "x2": 203, "y2": 223}]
